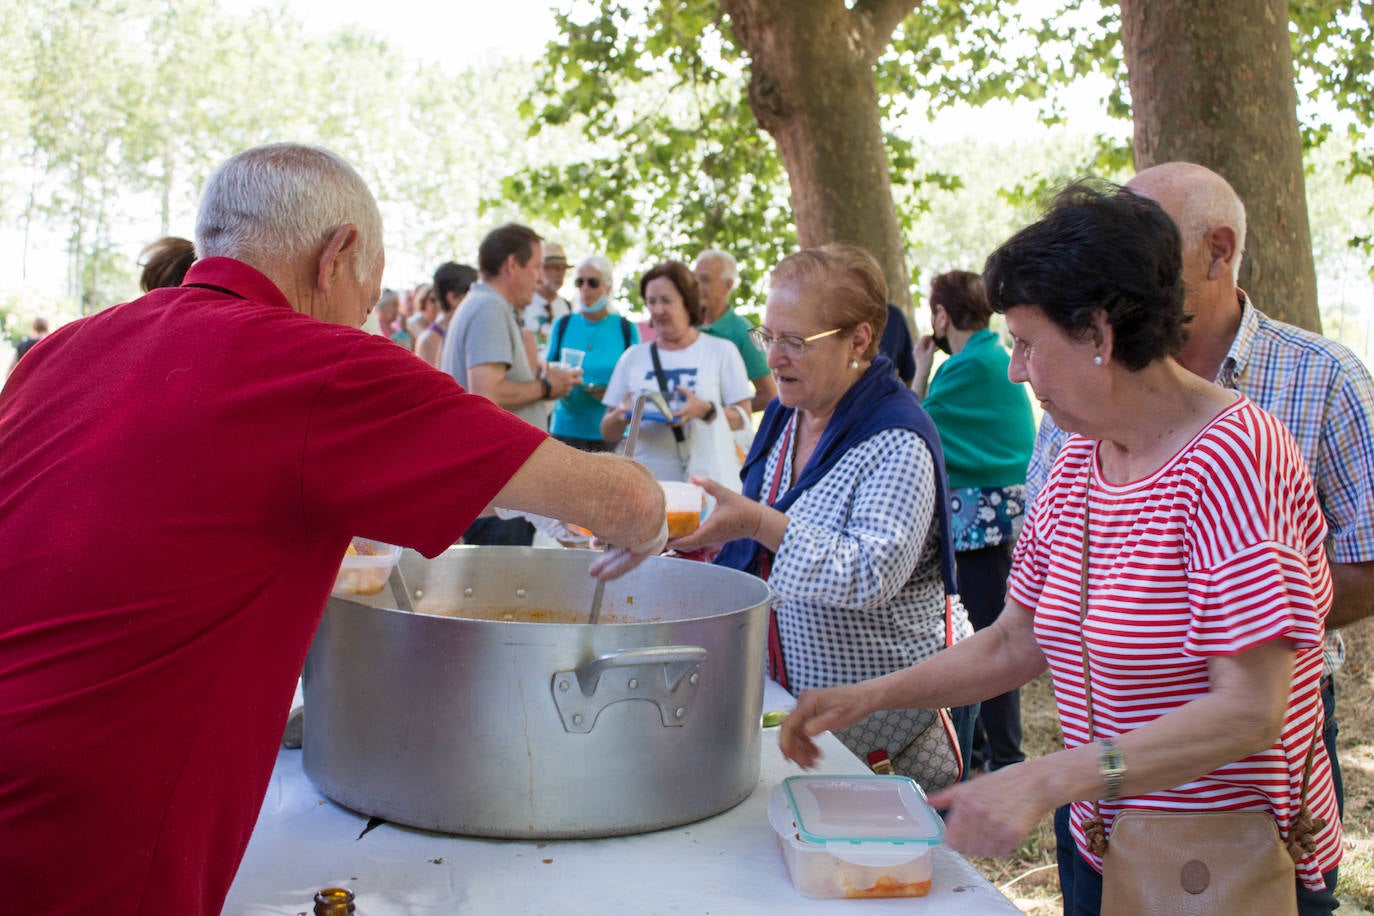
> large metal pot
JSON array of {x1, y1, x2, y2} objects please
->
[{"x1": 302, "y1": 546, "x2": 771, "y2": 838}]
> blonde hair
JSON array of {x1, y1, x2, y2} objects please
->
[{"x1": 768, "y1": 244, "x2": 888, "y2": 359}]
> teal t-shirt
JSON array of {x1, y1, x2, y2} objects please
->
[
  {"x1": 547, "y1": 310, "x2": 640, "y2": 441},
  {"x1": 703, "y1": 307, "x2": 769, "y2": 381},
  {"x1": 922, "y1": 328, "x2": 1035, "y2": 488}
]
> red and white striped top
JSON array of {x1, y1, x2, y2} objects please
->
[{"x1": 1010, "y1": 397, "x2": 1341, "y2": 888}]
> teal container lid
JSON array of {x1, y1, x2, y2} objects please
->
[{"x1": 781, "y1": 775, "x2": 944, "y2": 847}]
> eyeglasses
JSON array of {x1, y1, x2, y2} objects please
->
[
  {"x1": 748, "y1": 326, "x2": 843, "y2": 358},
  {"x1": 574, "y1": 277, "x2": 602, "y2": 289}
]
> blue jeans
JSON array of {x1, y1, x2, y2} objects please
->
[
  {"x1": 1054, "y1": 805, "x2": 1338, "y2": 915},
  {"x1": 958, "y1": 544, "x2": 1025, "y2": 771},
  {"x1": 950, "y1": 703, "x2": 979, "y2": 780},
  {"x1": 1322, "y1": 676, "x2": 1344, "y2": 818}
]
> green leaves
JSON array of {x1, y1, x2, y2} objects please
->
[{"x1": 502, "y1": 0, "x2": 793, "y2": 306}]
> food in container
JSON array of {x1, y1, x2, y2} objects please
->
[
  {"x1": 660, "y1": 480, "x2": 705, "y2": 538},
  {"x1": 768, "y1": 775, "x2": 944, "y2": 899},
  {"x1": 332, "y1": 538, "x2": 402, "y2": 596}
]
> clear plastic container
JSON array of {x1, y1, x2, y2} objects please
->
[
  {"x1": 332, "y1": 538, "x2": 402, "y2": 596},
  {"x1": 768, "y1": 775, "x2": 944, "y2": 899},
  {"x1": 659, "y1": 480, "x2": 705, "y2": 539}
]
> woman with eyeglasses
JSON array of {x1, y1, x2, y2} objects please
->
[
  {"x1": 543, "y1": 254, "x2": 640, "y2": 451},
  {"x1": 601, "y1": 260, "x2": 752, "y2": 487},
  {"x1": 670, "y1": 244, "x2": 977, "y2": 781}
]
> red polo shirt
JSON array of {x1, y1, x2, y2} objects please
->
[{"x1": 0, "y1": 259, "x2": 546, "y2": 914}]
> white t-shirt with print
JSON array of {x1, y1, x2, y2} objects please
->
[{"x1": 603, "y1": 334, "x2": 752, "y2": 488}]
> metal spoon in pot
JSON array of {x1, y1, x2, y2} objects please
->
[{"x1": 588, "y1": 391, "x2": 672, "y2": 624}]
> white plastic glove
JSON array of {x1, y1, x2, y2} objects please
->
[{"x1": 588, "y1": 518, "x2": 669, "y2": 580}]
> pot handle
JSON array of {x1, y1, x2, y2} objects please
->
[{"x1": 551, "y1": 646, "x2": 708, "y2": 733}]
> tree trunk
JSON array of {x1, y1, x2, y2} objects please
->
[
  {"x1": 1120, "y1": 0, "x2": 1320, "y2": 331},
  {"x1": 720, "y1": 0, "x2": 918, "y2": 312}
]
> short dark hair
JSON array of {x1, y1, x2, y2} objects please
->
[
  {"x1": 477, "y1": 223, "x2": 542, "y2": 278},
  {"x1": 139, "y1": 236, "x2": 196, "y2": 293},
  {"x1": 639, "y1": 260, "x2": 704, "y2": 326},
  {"x1": 929, "y1": 270, "x2": 991, "y2": 331},
  {"x1": 983, "y1": 180, "x2": 1187, "y2": 371},
  {"x1": 433, "y1": 261, "x2": 477, "y2": 313}
]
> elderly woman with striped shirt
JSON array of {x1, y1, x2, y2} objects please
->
[
  {"x1": 669, "y1": 244, "x2": 977, "y2": 780},
  {"x1": 780, "y1": 183, "x2": 1340, "y2": 916}
]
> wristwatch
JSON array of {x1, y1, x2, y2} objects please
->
[
  {"x1": 702, "y1": 402, "x2": 718, "y2": 423},
  {"x1": 1099, "y1": 738, "x2": 1126, "y2": 802},
  {"x1": 539, "y1": 376, "x2": 553, "y2": 400}
]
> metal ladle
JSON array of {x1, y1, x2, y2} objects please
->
[{"x1": 588, "y1": 390, "x2": 673, "y2": 624}]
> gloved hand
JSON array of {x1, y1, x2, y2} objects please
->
[{"x1": 588, "y1": 518, "x2": 669, "y2": 580}]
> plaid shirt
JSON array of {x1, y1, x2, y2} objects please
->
[{"x1": 1026, "y1": 294, "x2": 1374, "y2": 676}]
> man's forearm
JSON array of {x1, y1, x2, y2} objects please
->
[
  {"x1": 1327, "y1": 559, "x2": 1374, "y2": 628},
  {"x1": 473, "y1": 377, "x2": 543, "y2": 411}
]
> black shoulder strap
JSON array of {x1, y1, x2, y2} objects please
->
[
  {"x1": 620, "y1": 316, "x2": 632, "y2": 349},
  {"x1": 548, "y1": 314, "x2": 571, "y2": 364},
  {"x1": 649, "y1": 342, "x2": 687, "y2": 444}
]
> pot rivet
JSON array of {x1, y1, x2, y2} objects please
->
[
  {"x1": 413, "y1": 588, "x2": 424, "y2": 599},
  {"x1": 689, "y1": 672, "x2": 699, "y2": 685},
  {"x1": 558, "y1": 680, "x2": 570, "y2": 692},
  {"x1": 628, "y1": 678, "x2": 639, "y2": 690},
  {"x1": 572, "y1": 714, "x2": 584, "y2": 726},
  {"x1": 675, "y1": 707, "x2": 686, "y2": 719},
  {"x1": 515, "y1": 588, "x2": 527, "y2": 599},
  {"x1": 463, "y1": 587, "x2": 474, "y2": 598}
]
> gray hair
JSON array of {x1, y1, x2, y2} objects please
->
[
  {"x1": 695, "y1": 249, "x2": 738, "y2": 281},
  {"x1": 577, "y1": 253, "x2": 614, "y2": 289},
  {"x1": 195, "y1": 143, "x2": 384, "y2": 282}
]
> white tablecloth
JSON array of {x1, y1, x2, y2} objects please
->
[{"x1": 224, "y1": 680, "x2": 1022, "y2": 915}]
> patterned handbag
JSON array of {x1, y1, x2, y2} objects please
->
[{"x1": 832, "y1": 702, "x2": 963, "y2": 792}]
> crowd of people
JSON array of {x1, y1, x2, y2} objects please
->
[{"x1": 2, "y1": 140, "x2": 1372, "y2": 916}]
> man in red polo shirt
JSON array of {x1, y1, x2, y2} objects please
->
[{"x1": 0, "y1": 143, "x2": 666, "y2": 915}]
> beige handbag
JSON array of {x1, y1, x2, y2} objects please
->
[{"x1": 1076, "y1": 469, "x2": 1323, "y2": 916}]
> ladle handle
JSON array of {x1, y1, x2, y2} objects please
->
[
  {"x1": 388, "y1": 563, "x2": 415, "y2": 613},
  {"x1": 588, "y1": 394, "x2": 655, "y2": 624}
]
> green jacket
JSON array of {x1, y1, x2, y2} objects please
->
[{"x1": 923, "y1": 328, "x2": 1035, "y2": 489}]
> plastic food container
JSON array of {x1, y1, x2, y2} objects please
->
[
  {"x1": 659, "y1": 480, "x2": 705, "y2": 539},
  {"x1": 332, "y1": 538, "x2": 402, "y2": 596},
  {"x1": 768, "y1": 775, "x2": 944, "y2": 899}
]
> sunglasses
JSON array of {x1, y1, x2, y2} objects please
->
[{"x1": 574, "y1": 277, "x2": 602, "y2": 289}]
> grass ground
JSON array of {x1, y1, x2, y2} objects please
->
[{"x1": 967, "y1": 618, "x2": 1374, "y2": 914}]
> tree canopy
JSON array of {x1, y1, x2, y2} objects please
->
[{"x1": 1, "y1": 0, "x2": 1370, "y2": 341}]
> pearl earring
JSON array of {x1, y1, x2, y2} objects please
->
[
  {"x1": 1093, "y1": 355, "x2": 1104, "y2": 366},
  {"x1": 851, "y1": 359, "x2": 859, "y2": 369}
]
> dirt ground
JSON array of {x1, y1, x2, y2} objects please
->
[{"x1": 967, "y1": 618, "x2": 1374, "y2": 914}]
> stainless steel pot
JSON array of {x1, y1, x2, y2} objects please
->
[{"x1": 302, "y1": 546, "x2": 771, "y2": 838}]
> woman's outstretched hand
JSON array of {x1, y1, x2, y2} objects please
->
[
  {"x1": 666, "y1": 476, "x2": 765, "y2": 552},
  {"x1": 777, "y1": 683, "x2": 876, "y2": 769},
  {"x1": 924, "y1": 762, "x2": 1048, "y2": 858}
]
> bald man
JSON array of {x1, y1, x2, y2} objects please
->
[{"x1": 1026, "y1": 162, "x2": 1374, "y2": 832}]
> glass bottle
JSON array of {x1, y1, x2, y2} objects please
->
[{"x1": 313, "y1": 887, "x2": 356, "y2": 915}]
